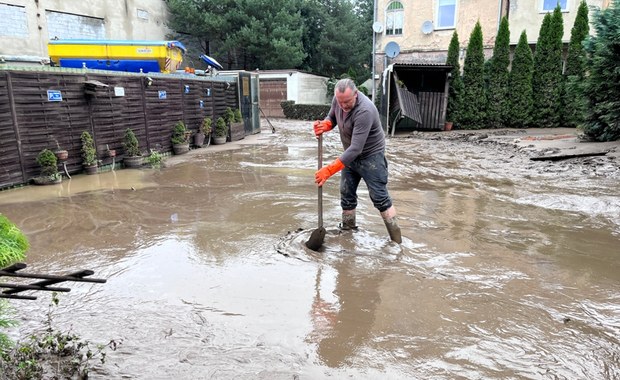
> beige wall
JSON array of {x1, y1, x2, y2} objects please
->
[
  {"x1": 374, "y1": 0, "x2": 502, "y2": 78},
  {"x1": 0, "y1": 0, "x2": 171, "y2": 61},
  {"x1": 508, "y1": 0, "x2": 607, "y2": 44}
]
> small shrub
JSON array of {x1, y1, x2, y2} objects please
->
[
  {"x1": 200, "y1": 117, "x2": 213, "y2": 135},
  {"x1": 224, "y1": 107, "x2": 235, "y2": 124},
  {"x1": 215, "y1": 117, "x2": 227, "y2": 137},
  {"x1": 36, "y1": 149, "x2": 58, "y2": 177},
  {"x1": 80, "y1": 131, "x2": 97, "y2": 166},
  {"x1": 147, "y1": 149, "x2": 163, "y2": 168},
  {"x1": 171, "y1": 121, "x2": 190, "y2": 144},
  {"x1": 280, "y1": 101, "x2": 331, "y2": 120},
  {"x1": 123, "y1": 129, "x2": 141, "y2": 157},
  {"x1": 233, "y1": 108, "x2": 243, "y2": 122},
  {"x1": 0, "y1": 214, "x2": 29, "y2": 268}
]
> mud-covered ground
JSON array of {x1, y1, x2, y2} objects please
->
[
  {"x1": 404, "y1": 128, "x2": 620, "y2": 180},
  {"x1": 1, "y1": 119, "x2": 618, "y2": 379}
]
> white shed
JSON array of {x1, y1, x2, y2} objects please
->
[{"x1": 257, "y1": 70, "x2": 329, "y2": 117}]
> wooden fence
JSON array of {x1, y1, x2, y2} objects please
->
[{"x1": 0, "y1": 68, "x2": 240, "y2": 190}]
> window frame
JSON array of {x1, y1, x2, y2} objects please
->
[
  {"x1": 385, "y1": 1, "x2": 404, "y2": 36},
  {"x1": 540, "y1": 0, "x2": 569, "y2": 12},
  {"x1": 435, "y1": 0, "x2": 457, "y2": 30}
]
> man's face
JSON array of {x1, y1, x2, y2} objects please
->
[{"x1": 335, "y1": 88, "x2": 358, "y2": 112}]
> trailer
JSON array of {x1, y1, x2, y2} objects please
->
[{"x1": 48, "y1": 39, "x2": 187, "y2": 73}]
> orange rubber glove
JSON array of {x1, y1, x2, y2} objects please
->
[
  {"x1": 313, "y1": 120, "x2": 333, "y2": 136},
  {"x1": 315, "y1": 158, "x2": 345, "y2": 187}
]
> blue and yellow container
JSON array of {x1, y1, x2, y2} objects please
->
[{"x1": 48, "y1": 40, "x2": 187, "y2": 73}]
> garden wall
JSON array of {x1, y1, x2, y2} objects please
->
[{"x1": 0, "y1": 68, "x2": 239, "y2": 189}]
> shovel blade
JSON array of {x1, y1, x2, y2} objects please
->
[{"x1": 305, "y1": 227, "x2": 326, "y2": 251}]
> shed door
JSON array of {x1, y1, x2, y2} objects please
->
[{"x1": 260, "y1": 79, "x2": 287, "y2": 117}]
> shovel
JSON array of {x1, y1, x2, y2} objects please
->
[{"x1": 305, "y1": 134, "x2": 326, "y2": 251}]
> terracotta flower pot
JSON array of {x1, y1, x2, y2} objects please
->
[
  {"x1": 54, "y1": 150, "x2": 68, "y2": 161},
  {"x1": 444, "y1": 121, "x2": 453, "y2": 131}
]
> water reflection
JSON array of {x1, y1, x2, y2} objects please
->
[{"x1": 310, "y1": 257, "x2": 383, "y2": 368}]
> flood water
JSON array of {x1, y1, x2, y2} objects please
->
[{"x1": 1, "y1": 119, "x2": 619, "y2": 379}]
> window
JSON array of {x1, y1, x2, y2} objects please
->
[
  {"x1": 437, "y1": 0, "x2": 457, "y2": 29},
  {"x1": 386, "y1": 1, "x2": 404, "y2": 36},
  {"x1": 542, "y1": 0, "x2": 568, "y2": 11}
]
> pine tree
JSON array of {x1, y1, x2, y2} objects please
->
[
  {"x1": 583, "y1": 0, "x2": 620, "y2": 141},
  {"x1": 446, "y1": 31, "x2": 463, "y2": 126},
  {"x1": 486, "y1": 16, "x2": 510, "y2": 128},
  {"x1": 532, "y1": 6, "x2": 564, "y2": 128},
  {"x1": 563, "y1": 1, "x2": 590, "y2": 128},
  {"x1": 460, "y1": 21, "x2": 486, "y2": 130},
  {"x1": 507, "y1": 31, "x2": 534, "y2": 128}
]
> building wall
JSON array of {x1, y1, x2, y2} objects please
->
[
  {"x1": 258, "y1": 71, "x2": 328, "y2": 105},
  {"x1": 293, "y1": 73, "x2": 328, "y2": 105},
  {"x1": 508, "y1": 0, "x2": 607, "y2": 45},
  {"x1": 374, "y1": 0, "x2": 503, "y2": 78},
  {"x1": 0, "y1": 0, "x2": 171, "y2": 62}
]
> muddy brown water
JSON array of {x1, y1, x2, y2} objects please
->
[{"x1": 1, "y1": 119, "x2": 619, "y2": 379}]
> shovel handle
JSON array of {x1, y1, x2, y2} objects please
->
[{"x1": 318, "y1": 134, "x2": 323, "y2": 228}]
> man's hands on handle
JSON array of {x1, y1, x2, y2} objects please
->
[
  {"x1": 315, "y1": 158, "x2": 344, "y2": 187},
  {"x1": 313, "y1": 120, "x2": 333, "y2": 136}
]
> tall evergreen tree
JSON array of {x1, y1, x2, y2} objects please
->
[
  {"x1": 460, "y1": 21, "x2": 486, "y2": 129},
  {"x1": 563, "y1": 1, "x2": 590, "y2": 128},
  {"x1": 446, "y1": 31, "x2": 463, "y2": 126},
  {"x1": 583, "y1": 0, "x2": 620, "y2": 141},
  {"x1": 507, "y1": 31, "x2": 534, "y2": 128},
  {"x1": 532, "y1": 6, "x2": 564, "y2": 128},
  {"x1": 486, "y1": 16, "x2": 511, "y2": 128}
]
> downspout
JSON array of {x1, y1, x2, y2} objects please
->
[
  {"x1": 497, "y1": 0, "x2": 504, "y2": 30},
  {"x1": 371, "y1": 0, "x2": 378, "y2": 101}
]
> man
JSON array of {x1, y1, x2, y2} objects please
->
[{"x1": 313, "y1": 78, "x2": 402, "y2": 243}]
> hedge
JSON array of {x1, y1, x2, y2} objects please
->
[{"x1": 281, "y1": 101, "x2": 331, "y2": 120}]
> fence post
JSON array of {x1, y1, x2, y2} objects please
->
[{"x1": 6, "y1": 71, "x2": 27, "y2": 184}]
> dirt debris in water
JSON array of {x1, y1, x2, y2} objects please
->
[{"x1": 405, "y1": 127, "x2": 620, "y2": 178}]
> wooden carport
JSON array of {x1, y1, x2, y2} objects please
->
[{"x1": 380, "y1": 63, "x2": 451, "y2": 134}]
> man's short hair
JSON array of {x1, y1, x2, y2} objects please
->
[{"x1": 335, "y1": 78, "x2": 357, "y2": 94}]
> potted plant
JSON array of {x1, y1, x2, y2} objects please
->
[
  {"x1": 123, "y1": 128, "x2": 143, "y2": 168},
  {"x1": 227, "y1": 107, "x2": 245, "y2": 141},
  {"x1": 53, "y1": 139, "x2": 68, "y2": 161},
  {"x1": 171, "y1": 121, "x2": 191, "y2": 155},
  {"x1": 106, "y1": 144, "x2": 116, "y2": 158},
  {"x1": 213, "y1": 117, "x2": 227, "y2": 145},
  {"x1": 81, "y1": 131, "x2": 98, "y2": 175},
  {"x1": 194, "y1": 117, "x2": 212, "y2": 148},
  {"x1": 33, "y1": 149, "x2": 62, "y2": 185}
]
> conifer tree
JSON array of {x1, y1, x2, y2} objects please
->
[
  {"x1": 583, "y1": 0, "x2": 620, "y2": 141},
  {"x1": 486, "y1": 16, "x2": 510, "y2": 128},
  {"x1": 532, "y1": 6, "x2": 564, "y2": 128},
  {"x1": 507, "y1": 31, "x2": 534, "y2": 128},
  {"x1": 563, "y1": 1, "x2": 590, "y2": 128},
  {"x1": 446, "y1": 31, "x2": 463, "y2": 126},
  {"x1": 460, "y1": 21, "x2": 486, "y2": 129}
]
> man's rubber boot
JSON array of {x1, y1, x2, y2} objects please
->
[
  {"x1": 339, "y1": 209, "x2": 358, "y2": 231},
  {"x1": 381, "y1": 206, "x2": 402, "y2": 243}
]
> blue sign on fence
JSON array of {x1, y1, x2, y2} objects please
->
[
  {"x1": 199, "y1": 100, "x2": 204, "y2": 108},
  {"x1": 47, "y1": 90, "x2": 62, "y2": 102},
  {"x1": 184, "y1": 85, "x2": 190, "y2": 94},
  {"x1": 158, "y1": 91, "x2": 167, "y2": 99}
]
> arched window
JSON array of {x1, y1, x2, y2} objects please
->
[{"x1": 386, "y1": 1, "x2": 404, "y2": 36}]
